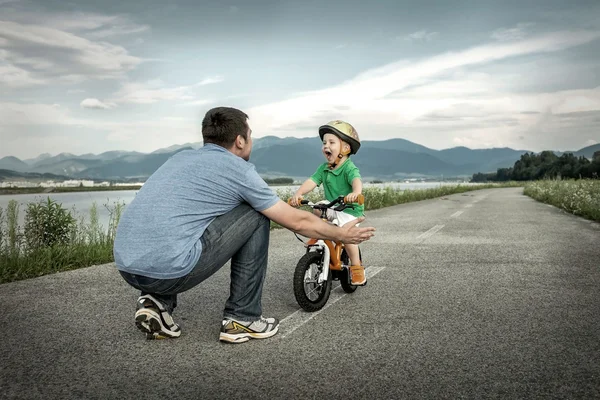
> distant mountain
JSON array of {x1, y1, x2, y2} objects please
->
[
  {"x1": 23, "y1": 153, "x2": 52, "y2": 166},
  {"x1": 77, "y1": 150, "x2": 144, "y2": 161},
  {"x1": 363, "y1": 138, "x2": 437, "y2": 155},
  {"x1": 73, "y1": 147, "x2": 195, "y2": 179},
  {"x1": 30, "y1": 159, "x2": 103, "y2": 176},
  {"x1": 0, "y1": 156, "x2": 30, "y2": 172},
  {"x1": 0, "y1": 168, "x2": 72, "y2": 182},
  {"x1": 573, "y1": 143, "x2": 600, "y2": 159},
  {"x1": 151, "y1": 143, "x2": 202, "y2": 153},
  {"x1": 435, "y1": 147, "x2": 528, "y2": 172},
  {"x1": 355, "y1": 148, "x2": 461, "y2": 177},
  {"x1": 1, "y1": 137, "x2": 595, "y2": 182}
]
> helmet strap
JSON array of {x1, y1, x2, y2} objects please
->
[{"x1": 328, "y1": 152, "x2": 349, "y2": 170}]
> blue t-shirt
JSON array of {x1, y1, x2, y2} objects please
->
[{"x1": 113, "y1": 144, "x2": 279, "y2": 279}]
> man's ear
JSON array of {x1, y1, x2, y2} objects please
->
[{"x1": 235, "y1": 135, "x2": 245, "y2": 149}]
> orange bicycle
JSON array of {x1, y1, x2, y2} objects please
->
[{"x1": 288, "y1": 194, "x2": 364, "y2": 311}]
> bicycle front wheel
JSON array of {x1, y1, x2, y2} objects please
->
[{"x1": 293, "y1": 251, "x2": 332, "y2": 312}]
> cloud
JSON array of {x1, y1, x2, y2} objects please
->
[
  {"x1": 229, "y1": 6, "x2": 239, "y2": 13},
  {"x1": 247, "y1": 30, "x2": 600, "y2": 150},
  {"x1": 0, "y1": 15, "x2": 143, "y2": 88},
  {"x1": 180, "y1": 99, "x2": 213, "y2": 107},
  {"x1": 0, "y1": 64, "x2": 46, "y2": 87},
  {"x1": 491, "y1": 23, "x2": 534, "y2": 41},
  {"x1": 80, "y1": 98, "x2": 115, "y2": 110},
  {"x1": 196, "y1": 76, "x2": 224, "y2": 86},
  {"x1": 112, "y1": 77, "x2": 223, "y2": 104},
  {"x1": 404, "y1": 30, "x2": 438, "y2": 42},
  {"x1": 0, "y1": 102, "x2": 79, "y2": 126}
]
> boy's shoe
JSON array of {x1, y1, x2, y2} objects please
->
[
  {"x1": 219, "y1": 316, "x2": 279, "y2": 344},
  {"x1": 134, "y1": 294, "x2": 181, "y2": 339},
  {"x1": 350, "y1": 265, "x2": 367, "y2": 286}
]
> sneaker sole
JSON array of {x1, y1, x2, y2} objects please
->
[
  {"x1": 135, "y1": 309, "x2": 181, "y2": 338},
  {"x1": 219, "y1": 325, "x2": 279, "y2": 344}
]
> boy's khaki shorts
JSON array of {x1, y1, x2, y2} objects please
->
[{"x1": 316, "y1": 200, "x2": 360, "y2": 227}]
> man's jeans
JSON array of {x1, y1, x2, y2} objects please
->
[{"x1": 119, "y1": 203, "x2": 270, "y2": 321}]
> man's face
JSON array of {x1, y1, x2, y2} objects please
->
[{"x1": 240, "y1": 121, "x2": 253, "y2": 161}]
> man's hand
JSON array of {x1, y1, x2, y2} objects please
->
[
  {"x1": 345, "y1": 192, "x2": 362, "y2": 203},
  {"x1": 339, "y1": 217, "x2": 375, "y2": 244}
]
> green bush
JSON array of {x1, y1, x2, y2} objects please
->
[
  {"x1": 23, "y1": 197, "x2": 76, "y2": 249},
  {"x1": 0, "y1": 198, "x2": 124, "y2": 283}
]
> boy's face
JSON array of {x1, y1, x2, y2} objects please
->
[{"x1": 322, "y1": 133, "x2": 350, "y2": 163}]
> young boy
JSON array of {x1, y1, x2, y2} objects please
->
[{"x1": 290, "y1": 120, "x2": 366, "y2": 285}]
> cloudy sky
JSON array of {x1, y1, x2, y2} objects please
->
[{"x1": 1, "y1": 0, "x2": 599, "y2": 159}]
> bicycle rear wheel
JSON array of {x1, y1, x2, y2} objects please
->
[{"x1": 293, "y1": 251, "x2": 332, "y2": 312}]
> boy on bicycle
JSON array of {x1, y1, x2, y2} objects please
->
[{"x1": 290, "y1": 120, "x2": 366, "y2": 285}]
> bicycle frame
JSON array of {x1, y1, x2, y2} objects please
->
[
  {"x1": 305, "y1": 237, "x2": 344, "y2": 283},
  {"x1": 295, "y1": 194, "x2": 363, "y2": 283}
]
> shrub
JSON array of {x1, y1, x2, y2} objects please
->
[{"x1": 23, "y1": 197, "x2": 76, "y2": 249}]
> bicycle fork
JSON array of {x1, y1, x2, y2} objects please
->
[{"x1": 307, "y1": 239, "x2": 344, "y2": 284}]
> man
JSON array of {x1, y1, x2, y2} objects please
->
[{"x1": 114, "y1": 107, "x2": 376, "y2": 344}]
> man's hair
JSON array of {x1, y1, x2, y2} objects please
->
[{"x1": 201, "y1": 107, "x2": 249, "y2": 147}]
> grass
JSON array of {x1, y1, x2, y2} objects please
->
[
  {"x1": 524, "y1": 179, "x2": 600, "y2": 222},
  {"x1": 271, "y1": 181, "x2": 524, "y2": 228},
  {"x1": 0, "y1": 185, "x2": 142, "y2": 195},
  {"x1": 3, "y1": 179, "x2": 596, "y2": 284},
  {"x1": 0, "y1": 199, "x2": 124, "y2": 284}
]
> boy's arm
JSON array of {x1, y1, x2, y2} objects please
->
[
  {"x1": 290, "y1": 179, "x2": 318, "y2": 206},
  {"x1": 346, "y1": 177, "x2": 363, "y2": 203}
]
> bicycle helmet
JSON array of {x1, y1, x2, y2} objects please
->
[{"x1": 318, "y1": 120, "x2": 361, "y2": 155}]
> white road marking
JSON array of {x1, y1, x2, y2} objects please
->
[
  {"x1": 464, "y1": 204, "x2": 473, "y2": 208},
  {"x1": 416, "y1": 224, "x2": 445, "y2": 240},
  {"x1": 450, "y1": 211, "x2": 464, "y2": 218},
  {"x1": 279, "y1": 266, "x2": 386, "y2": 339}
]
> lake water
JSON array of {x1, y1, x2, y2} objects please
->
[{"x1": 0, "y1": 181, "x2": 474, "y2": 230}]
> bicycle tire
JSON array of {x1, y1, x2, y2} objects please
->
[{"x1": 293, "y1": 251, "x2": 332, "y2": 312}]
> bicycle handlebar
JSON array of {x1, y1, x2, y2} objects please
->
[{"x1": 287, "y1": 194, "x2": 364, "y2": 211}]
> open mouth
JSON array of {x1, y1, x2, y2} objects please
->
[{"x1": 324, "y1": 150, "x2": 333, "y2": 159}]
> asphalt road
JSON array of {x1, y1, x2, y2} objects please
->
[{"x1": 1, "y1": 187, "x2": 599, "y2": 399}]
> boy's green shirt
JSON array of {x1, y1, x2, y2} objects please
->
[{"x1": 310, "y1": 158, "x2": 364, "y2": 218}]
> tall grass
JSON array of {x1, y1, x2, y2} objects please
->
[
  {"x1": 0, "y1": 181, "x2": 535, "y2": 284},
  {"x1": 0, "y1": 198, "x2": 124, "y2": 283},
  {"x1": 273, "y1": 181, "x2": 524, "y2": 228},
  {"x1": 524, "y1": 179, "x2": 600, "y2": 222}
]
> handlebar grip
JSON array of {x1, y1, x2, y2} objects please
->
[
  {"x1": 287, "y1": 197, "x2": 308, "y2": 207},
  {"x1": 344, "y1": 194, "x2": 364, "y2": 205}
]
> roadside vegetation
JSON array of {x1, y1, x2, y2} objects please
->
[
  {"x1": 0, "y1": 185, "x2": 142, "y2": 195},
  {"x1": 0, "y1": 198, "x2": 124, "y2": 284},
  {"x1": 2, "y1": 179, "x2": 598, "y2": 284},
  {"x1": 272, "y1": 182, "x2": 523, "y2": 228},
  {"x1": 524, "y1": 179, "x2": 600, "y2": 222}
]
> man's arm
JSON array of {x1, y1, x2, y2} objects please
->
[{"x1": 261, "y1": 200, "x2": 375, "y2": 244}]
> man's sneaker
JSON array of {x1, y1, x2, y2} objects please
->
[
  {"x1": 219, "y1": 316, "x2": 279, "y2": 343},
  {"x1": 350, "y1": 265, "x2": 367, "y2": 286},
  {"x1": 134, "y1": 294, "x2": 181, "y2": 339}
]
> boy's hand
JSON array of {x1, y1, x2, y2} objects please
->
[
  {"x1": 289, "y1": 194, "x2": 304, "y2": 207},
  {"x1": 345, "y1": 192, "x2": 362, "y2": 203}
]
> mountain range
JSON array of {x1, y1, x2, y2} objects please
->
[{"x1": 1, "y1": 137, "x2": 598, "y2": 182}]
